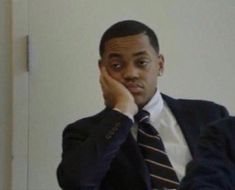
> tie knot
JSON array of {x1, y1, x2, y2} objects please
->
[{"x1": 134, "y1": 110, "x2": 150, "y2": 123}]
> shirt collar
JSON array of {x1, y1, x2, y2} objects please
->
[{"x1": 142, "y1": 89, "x2": 163, "y2": 122}]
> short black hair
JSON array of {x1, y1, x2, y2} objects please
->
[{"x1": 99, "y1": 20, "x2": 159, "y2": 57}]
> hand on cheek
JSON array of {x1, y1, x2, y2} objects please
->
[{"x1": 99, "y1": 66, "x2": 138, "y2": 116}]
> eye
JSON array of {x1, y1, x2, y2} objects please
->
[
  {"x1": 136, "y1": 59, "x2": 150, "y2": 67},
  {"x1": 109, "y1": 61, "x2": 122, "y2": 71},
  {"x1": 112, "y1": 63, "x2": 121, "y2": 69}
]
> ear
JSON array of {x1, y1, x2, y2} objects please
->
[{"x1": 157, "y1": 54, "x2": 165, "y2": 76}]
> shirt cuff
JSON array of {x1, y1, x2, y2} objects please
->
[{"x1": 113, "y1": 108, "x2": 134, "y2": 122}]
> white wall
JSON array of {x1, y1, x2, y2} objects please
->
[
  {"x1": 8, "y1": 0, "x2": 235, "y2": 189},
  {"x1": 0, "y1": 0, "x2": 12, "y2": 189},
  {"x1": 156, "y1": 0, "x2": 235, "y2": 114}
]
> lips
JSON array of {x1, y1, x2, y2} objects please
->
[{"x1": 124, "y1": 83, "x2": 143, "y2": 94}]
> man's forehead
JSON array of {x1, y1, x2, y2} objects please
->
[
  {"x1": 103, "y1": 34, "x2": 154, "y2": 57},
  {"x1": 104, "y1": 33, "x2": 150, "y2": 47}
]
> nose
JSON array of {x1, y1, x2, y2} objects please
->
[{"x1": 122, "y1": 63, "x2": 139, "y2": 80}]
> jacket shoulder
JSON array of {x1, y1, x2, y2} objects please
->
[
  {"x1": 162, "y1": 93, "x2": 229, "y2": 121},
  {"x1": 61, "y1": 110, "x2": 106, "y2": 139},
  {"x1": 162, "y1": 93, "x2": 228, "y2": 111}
]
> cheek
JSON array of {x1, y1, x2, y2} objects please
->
[
  {"x1": 145, "y1": 72, "x2": 157, "y2": 86},
  {"x1": 143, "y1": 76, "x2": 158, "y2": 95}
]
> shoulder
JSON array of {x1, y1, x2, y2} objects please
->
[
  {"x1": 162, "y1": 93, "x2": 228, "y2": 113},
  {"x1": 62, "y1": 108, "x2": 132, "y2": 137},
  {"x1": 162, "y1": 93, "x2": 220, "y2": 105},
  {"x1": 62, "y1": 109, "x2": 106, "y2": 136},
  {"x1": 180, "y1": 117, "x2": 235, "y2": 190},
  {"x1": 211, "y1": 116, "x2": 235, "y2": 127},
  {"x1": 204, "y1": 116, "x2": 235, "y2": 139}
]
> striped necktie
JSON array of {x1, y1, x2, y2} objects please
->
[{"x1": 135, "y1": 110, "x2": 180, "y2": 189}]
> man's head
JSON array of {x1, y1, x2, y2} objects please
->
[
  {"x1": 99, "y1": 20, "x2": 164, "y2": 108},
  {"x1": 99, "y1": 20, "x2": 159, "y2": 57}
]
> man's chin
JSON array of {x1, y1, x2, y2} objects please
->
[{"x1": 134, "y1": 96, "x2": 147, "y2": 109}]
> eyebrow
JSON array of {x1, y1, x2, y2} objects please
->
[
  {"x1": 108, "y1": 51, "x2": 148, "y2": 59},
  {"x1": 133, "y1": 51, "x2": 148, "y2": 57},
  {"x1": 108, "y1": 53, "x2": 122, "y2": 59}
]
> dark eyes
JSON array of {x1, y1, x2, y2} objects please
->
[
  {"x1": 109, "y1": 58, "x2": 150, "y2": 71},
  {"x1": 110, "y1": 62, "x2": 122, "y2": 70},
  {"x1": 137, "y1": 59, "x2": 149, "y2": 67}
]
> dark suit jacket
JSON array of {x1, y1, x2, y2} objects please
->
[
  {"x1": 179, "y1": 116, "x2": 235, "y2": 190},
  {"x1": 57, "y1": 94, "x2": 229, "y2": 190}
]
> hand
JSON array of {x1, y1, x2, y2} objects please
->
[{"x1": 99, "y1": 66, "x2": 138, "y2": 116}]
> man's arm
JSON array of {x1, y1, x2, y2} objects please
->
[
  {"x1": 99, "y1": 65, "x2": 138, "y2": 117},
  {"x1": 57, "y1": 66, "x2": 138, "y2": 189},
  {"x1": 57, "y1": 109, "x2": 133, "y2": 189},
  {"x1": 179, "y1": 117, "x2": 235, "y2": 190}
]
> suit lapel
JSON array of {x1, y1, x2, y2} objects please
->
[{"x1": 162, "y1": 94, "x2": 199, "y2": 157}]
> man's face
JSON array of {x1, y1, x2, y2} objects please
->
[{"x1": 100, "y1": 33, "x2": 164, "y2": 108}]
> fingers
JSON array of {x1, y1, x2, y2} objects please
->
[
  {"x1": 99, "y1": 66, "x2": 109, "y2": 93},
  {"x1": 99, "y1": 66, "x2": 113, "y2": 107},
  {"x1": 100, "y1": 66, "x2": 120, "y2": 93},
  {"x1": 100, "y1": 66, "x2": 114, "y2": 86}
]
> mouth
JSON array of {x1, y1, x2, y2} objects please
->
[{"x1": 124, "y1": 83, "x2": 143, "y2": 94}]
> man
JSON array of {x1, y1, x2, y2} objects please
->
[
  {"x1": 57, "y1": 20, "x2": 229, "y2": 190},
  {"x1": 179, "y1": 117, "x2": 235, "y2": 190}
]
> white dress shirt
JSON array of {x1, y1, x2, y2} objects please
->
[{"x1": 131, "y1": 90, "x2": 192, "y2": 190}]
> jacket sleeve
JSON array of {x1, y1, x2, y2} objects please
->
[
  {"x1": 57, "y1": 109, "x2": 133, "y2": 190},
  {"x1": 179, "y1": 117, "x2": 235, "y2": 190}
]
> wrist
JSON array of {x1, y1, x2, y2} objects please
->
[
  {"x1": 113, "y1": 107, "x2": 134, "y2": 121},
  {"x1": 114, "y1": 101, "x2": 138, "y2": 117}
]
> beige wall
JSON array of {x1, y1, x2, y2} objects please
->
[
  {"x1": 0, "y1": 0, "x2": 12, "y2": 189},
  {"x1": 4, "y1": 0, "x2": 235, "y2": 189}
]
